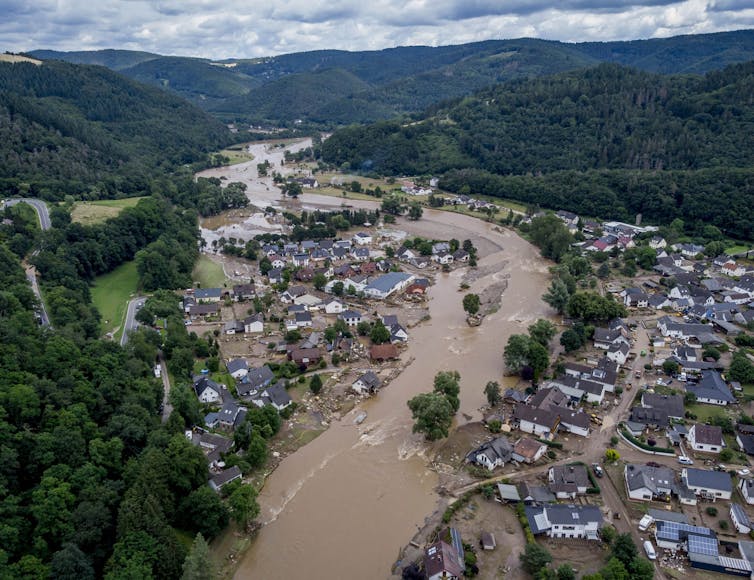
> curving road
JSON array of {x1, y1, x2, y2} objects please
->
[{"x1": 2, "y1": 198, "x2": 53, "y2": 327}]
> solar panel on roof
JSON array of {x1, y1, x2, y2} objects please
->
[
  {"x1": 687, "y1": 533, "x2": 718, "y2": 557},
  {"x1": 656, "y1": 521, "x2": 715, "y2": 542}
]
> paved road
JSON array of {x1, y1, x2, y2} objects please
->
[
  {"x1": 2, "y1": 198, "x2": 53, "y2": 327},
  {"x1": 159, "y1": 354, "x2": 173, "y2": 423},
  {"x1": 2, "y1": 197, "x2": 52, "y2": 230},
  {"x1": 120, "y1": 296, "x2": 147, "y2": 346}
]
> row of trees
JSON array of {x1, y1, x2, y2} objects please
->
[
  {"x1": 407, "y1": 371, "x2": 461, "y2": 441},
  {"x1": 503, "y1": 320, "x2": 556, "y2": 382}
]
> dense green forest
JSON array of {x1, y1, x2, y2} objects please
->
[
  {"x1": 30, "y1": 29, "x2": 754, "y2": 126},
  {"x1": 0, "y1": 59, "x2": 235, "y2": 200},
  {"x1": 320, "y1": 62, "x2": 754, "y2": 239}
]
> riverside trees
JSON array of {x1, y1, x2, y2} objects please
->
[{"x1": 407, "y1": 371, "x2": 461, "y2": 440}]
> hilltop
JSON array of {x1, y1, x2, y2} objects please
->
[{"x1": 29, "y1": 29, "x2": 754, "y2": 126}]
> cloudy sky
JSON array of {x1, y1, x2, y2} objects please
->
[{"x1": 2, "y1": 0, "x2": 753, "y2": 59}]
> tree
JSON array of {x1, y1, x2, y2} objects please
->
[
  {"x1": 178, "y1": 487, "x2": 229, "y2": 540},
  {"x1": 245, "y1": 432, "x2": 268, "y2": 469},
  {"x1": 407, "y1": 393, "x2": 454, "y2": 441},
  {"x1": 381, "y1": 196, "x2": 404, "y2": 216},
  {"x1": 433, "y1": 370, "x2": 461, "y2": 412},
  {"x1": 684, "y1": 391, "x2": 697, "y2": 405},
  {"x1": 542, "y1": 279, "x2": 570, "y2": 314},
  {"x1": 600, "y1": 557, "x2": 629, "y2": 580},
  {"x1": 560, "y1": 329, "x2": 584, "y2": 352},
  {"x1": 310, "y1": 374, "x2": 323, "y2": 394},
  {"x1": 370, "y1": 321, "x2": 391, "y2": 345},
  {"x1": 628, "y1": 557, "x2": 654, "y2": 580},
  {"x1": 520, "y1": 542, "x2": 552, "y2": 576},
  {"x1": 356, "y1": 321, "x2": 371, "y2": 336},
  {"x1": 527, "y1": 342, "x2": 550, "y2": 380},
  {"x1": 282, "y1": 181, "x2": 302, "y2": 198},
  {"x1": 556, "y1": 563, "x2": 576, "y2": 580},
  {"x1": 503, "y1": 334, "x2": 531, "y2": 374},
  {"x1": 484, "y1": 381, "x2": 501, "y2": 406},
  {"x1": 730, "y1": 352, "x2": 754, "y2": 384},
  {"x1": 566, "y1": 292, "x2": 626, "y2": 322},
  {"x1": 599, "y1": 525, "x2": 617, "y2": 545},
  {"x1": 408, "y1": 202, "x2": 423, "y2": 220},
  {"x1": 529, "y1": 215, "x2": 573, "y2": 262},
  {"x1": 332, "y1": 281, "x2": 344, "y2": 296},
  {"x1": 181, "y1": 533, "x2": 213, "y2": 580},
  {"x1": 662, "y1": 359, "x2": 679, "y2": 375},
  {"x1": 611, "y1": 534, "x2": 638, "y2": 568},
  {"x1": 462, "y1": 293, "x2": 480, "y2": 316},
  {"x1": 605, "y1": 448, "x2": 620, "y2": 462},
  {"x1": 597, "y1": 262, "x2": 610, "y2": 278},
  {"x1": 50, "y1": 543, "x2": 95, "y2": 580},
  {"x1": 528, "y1": 319, "x2": 556, "y2": 347},
  {"x1": 227, "y1": 484, "x2": 260, "y2": 530},
  {"x1": 312, "y1": 273, "x2": 327, "y2": 291}
]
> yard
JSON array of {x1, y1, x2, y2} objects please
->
[
  {"x1": 193, "y1": 255, "x2": 228, "y2": 289},
  {"x1": 217, "y1": 144, "x2": 255, "y2": 165},
  {"x1": 70, "y1": 197, "x2": 146, "y2": 225},
  {"x1": 91, "y1": 260, "x2": 139, "y2": 338}
]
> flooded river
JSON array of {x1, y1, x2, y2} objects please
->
[{"x1": 201, "y1": 142, "x2": 553, "y2": 579}]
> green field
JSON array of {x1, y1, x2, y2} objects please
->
[
  {"x1": 217, "y1": 145, "x2": 255, "y2": 165},
  {"x1": 193, "y1": 255, "x2": 227, "y2": 289},
  {"x1": 726, "y1": 244, "x2": 753, "y2": 256},
  {"x1": 91, "y1": 260, "x2": 139, "y2": 337},
  {"x1": 71, "y1": 197, "x2": 147, "y2": 225}
]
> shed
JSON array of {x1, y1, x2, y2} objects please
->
[{"x1": 480, "y1": 531, "x2": 496, "y2": 551}]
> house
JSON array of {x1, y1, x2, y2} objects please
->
[
  {"x1": 295, "y1": 312, "x2": 313, "y2": 328},
  {"x1": 281, "y1": 285, "x2": 307, "y2": 304},
  {"x1": 217, "y1": 399, "x2": 246, "y2": 431},
  {"x1": 686, "y1": 371, "x2": 734, "y2": 405},
  {"x1": 512, "y1": 438, "x2": 547, "y2": 464},
  {"x1": 260, "y1": 381, "x2": 292, "y2": 411},
  {"x1": 740, "y1": 479, "x2": 754, "y2": 505},
  {"x1": 209, "y1": 466, "x2": 242, "y2": 492},
  {"x1": 363, "y1": 272, "x2": 415, "y2": 299},
  {"x1": 624, "y1": 463, "x2": 677, "y2": 502},
  {"x1": 223, "y1": 320, "x2": 245, "y2": 335},
  {"x1": 424, "y1": 541, "x2": 464, "y2": 580},
  {"x1": 453, "y1": 249, "x2": 470, "y2": 262},
  {"x1": 232, "y1": 283, "x2": 255, "y2": 301},
  {"x1": 324, "y1": 299, "x2": 345, "y2": 314},
  {"x1": 237, "y1": 365, "x2": 274, "y2": 397},
  {"x1": 226, "y1": 359, "x2": 249, "y2": 380},
  {"x1": 722, "y1": 262, "x2": 747, "y2": 278},
  {"x1": 513, "y1": 405, "x2": 560, "y2": 439},
  {"x1": 556, "y1": 210, "x2": 579, "y2": 226},
  {"x1": 468, "y1": 437, "x2": 514, "y2": 471},
  {"x1": 352, "y1": 232, "x2": 372, "y2": 246},
  {"x1": 737, "y1": 433, "x2": 754, "y2": 456},
  {"x1": 339, "y1": 309, "x2": 362, "y2": 327},
  {"x1": 629, "y1": 406, "x2": 669, "y2": 430},
  {"x1": 688, "y1": 424, "x2": 725, "y2": 454},
  {"x1": 351, "y1": 247, "x2": 370, "y2": 262},
  {"x1": 682, "y1": 468, "x2": 733, "y2": 501},
  {"x1": 188, "y1": 303, "x2": 219, "y2": 319},
  {"x1": 244, "y1": 313, "x2": 264, "y2": 333},
  {"x1": 267, "y1": 267, "x2": 283, "y2": 284},
  {"x1": 606, "y1": 343, "x2": 631, "y2": 365},
  {"x1": 547, "y1": 375, "x2": 606, "y2": 404},
  {"x1": 295, "y1": 267, "x2": 314, "y2": 282},
  {"x1": 190, "y1": 431, "x2": 233, "y2": 467},
  {"x1": 623, "y1": 288, "x2": 649, "y2": 308},
  {"x1": 525, "y1": 504, "x2": 603, "y2": 540},
  {"x1": 558, "y1": 410, "x2": 591, "y2": 437},
  {"x1": 352, "y1": 371, "x2": 382, "y2": 395},
  {"x1": 650, "y1": 236, "x2": 667, "y2": 249},
  {"x1": 731, "y1": 504, "x2": 753, "y2": 534},
  {"x1": 517, "y1": 482, "x2": 556, "y2": 504},
  {"x1": 548, "y1": 465, "x2": 590, "y2": 499},
  {"x1": 194, "y1": 376, "x2": 224, "y2": 404},
  {"x1": 593, "y1": 327, "x2": 630, "y2": 350},
  {"x1": 194, "y1": 287, "x2": 223, "y2": 302},
  {"x1": 642, "y1": 393, "x2": 685, "y2": 421},
  {"x1": 432, "y1": 251, "x2": 454, "y2": 265},
  {"x1": 295, "y1": 177, "x2": 318, "y2": 188},
  {"x1": 497, "y1": 483, "x2": 521, "y2": 503},
  {"x1": 370, "y1": 344, "x2": 399, "y2": 362},
  {"x1": 288, "y1": 348, "x2": 323, "y2": 368}
]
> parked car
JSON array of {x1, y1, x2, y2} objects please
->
[
  {"x1": 592, "y1": 463, "x2": 604, "y2": 478},
  {"x1": 678, "y1": 456, "x2": 694, "y2": 465},
  {"x1": 738, "y1": 469, "x2": 751, "y2": 476}
]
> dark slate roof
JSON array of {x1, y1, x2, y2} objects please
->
[
  {"x1": 684, "y1": 468, "x2": 732, "y2": 492},
  {"x1": 530, "y1": 387, "x2": 569, "y2": 410},
  {"x1": 692, "y1": 424, "x2": 724, "y2": 446},
  {"x1": 545, "y1": 504, "x2": 603, "y2": 526},
  {"x1": 687, "y1": 371, "x2": 734, "y2": 403},
  {"x1": 226, "y1": 359, "x2": 248, "y2": 375},
  {"x1": 641, "y1": 393, "x2": 685, "y2": 418},
  {"x1": 237, "y1": 365, "x2": 274, "y2": 396},
  {"x1": 210, "y1": 466, "x2": 242, "y2": 489},
  {"x1": 625, "y1": 463, "x2": 677, "y2": 494},
  {"x1": 739, "y1": 434, "x2": 754, "y2": 455},
  {"x1": 518, "y1": 483, "x2": 556, "y2": 504},
  {"x1": 731, "y1": 503, "x2": 752, "y2": 529},
  {"x1": 513, "y1": 405, "x2": 559, "y2": 430},
  {"x1": 630, "y1": 406, "x2": 670, "y2": 428},
  {"x1": 266, "y1": 381, "x2": 292, "y2": 408},
  {"x1": 469, "y1": 437, "x2": 513, "y2": 466},
  {"x1": 354, "y1": 371, "x2": 381, "y2": 391},
  {"x1": 549, "y1": 465, "x2": 590, "y2": 493}
]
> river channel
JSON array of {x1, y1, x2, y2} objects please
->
[{"x1": 199, "y1": 142, "x2": 553, "y2": 579}]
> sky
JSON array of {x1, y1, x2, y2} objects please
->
[{"x1": 2, "y1": 0, "x2": 753, "y2": 59}]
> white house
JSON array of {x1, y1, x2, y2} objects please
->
[
  {"x1": 324, "y1": 299, "x2": 345, "y2": 314},
  {"x1": 624, "y1": 464, "x2": 676, "y2": 502},
  {"x1": 512, "y1": 406, "x2": 559, "y2": 439},
  {"x1": 353, "y1": 232, "x2": 373, "y2": 246},
  {"x1": 526, "y1": 505, "x2": 603, "y2": 540},
  {"x1": 468, "y1": 437, "x2": 514, "y2": 471},
  {"x1": 606, "y1": 343, "x2": 630, "y2": 365},
  {"x1": 730, "y1": 503, "x2": 752, "y2": 534},
  {"x1": 352, "y1": 371, "x2": 381, "y2": 394},
  {"x1": 339, "y1": 310, "x2": 362, "y2": 327},
  {"x1": 682, "y1": 468, "x2": 732, "y2": 501},
  {"x1": 687, "y1": 424, "x2": 724, "y2": 454},
  {"x1": 363, "y1": 272, "x2": 415, "y2": 299},
  {"x1": 722, "y1": 261, "x2": 746, "y2": 278},
  {"x1": 548, "y1": 465, "x2": 590, "y2": 499},
  {"x1": 194, "y1": 377, "x2": 223, "y2": 404},
  {"x1": 739, "y1": 479, "x2": 754, "y2": 505},
  {"x1": 512, "y1": 438, "x2": 547, "y2": 464},
  {"x1": 244, "y1": 313, "x2": 264, "y2": 333},
  {"x1": 226, "y1": 359, "x2": 249, "y2": 380}
]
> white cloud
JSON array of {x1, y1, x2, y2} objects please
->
[{"x1": 0, "y1": 0, "x2": 751, "y2": 59}]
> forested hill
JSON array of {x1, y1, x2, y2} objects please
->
[
  {"x1": 320, "y1": 62, "x2": 754, "y2": 239},
  {"x1": 0, "y1": 59, "x2": 234, "y2": 199},
  {"x1": 29, "y1": 29, "x2": 754, "y2": 126}
]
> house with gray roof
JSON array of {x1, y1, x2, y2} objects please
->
[
  {"x1": 237, "y1": 365, "x2": 274, "y2": 397},
  {"x1": 363, "y1": 272, "x2": 415, "y2": 299},
  {"x1": 739, "y1": 478, "x2": 754, "y2": 505},
  {"x1": 194, "y1": 376, "x2": 224, "y2": 404},
  {"x1": 468, "y1": 437, "x2": 514, "y2": 471},
  {"x1": 731, "y1": 503, "x2": 752, "y2": 534},
  {"x1": 624, "y1": 463, "x2": 677, "y2": 502},
  {"x1": 497, "y1": 483, "x2": 521, "y2": 502},
  {"x1": 688, "y1": 424, "x2": 725, "y2": 453},
  {"x1": 226, "y1": 359, "x2": 249, "y2": 380},
  {"x1": 209, "y1": 466, "x2": 242, "y2": 492},
  {"x1": 642, "y1": 392, "x2": 685, "y2": 421},
  {"x1": 548, "y1": 464, "x2": 590, "y2": 499},
  {"x1": 352, "y1": 371, "x2": 382, "y2": 395},
  {"x1": 687, "y1": 371, "x2": 734, "y2": 405},
  {"x1": 517, "y1": 482, "x2": 556, "y2": 505},
  {"x1": 525, "y1": 505, "x2": 603, "y2": 540},
  {"x1": 737, "y1": 433, "x2": 754, "y2": 456},
  {"x1": 682, "y1": 467, "x2": 732, "y2": 502},
  {"x1": 629, "y1": 406, "x2": 669, "y2": 430},
  {"x1": 194, "y1": 287, "x2": 223, "y2": 302}
]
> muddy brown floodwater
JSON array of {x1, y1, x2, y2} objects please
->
[{"x1": 230, "y1": 199, "x2": 553, "y2": 578}]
